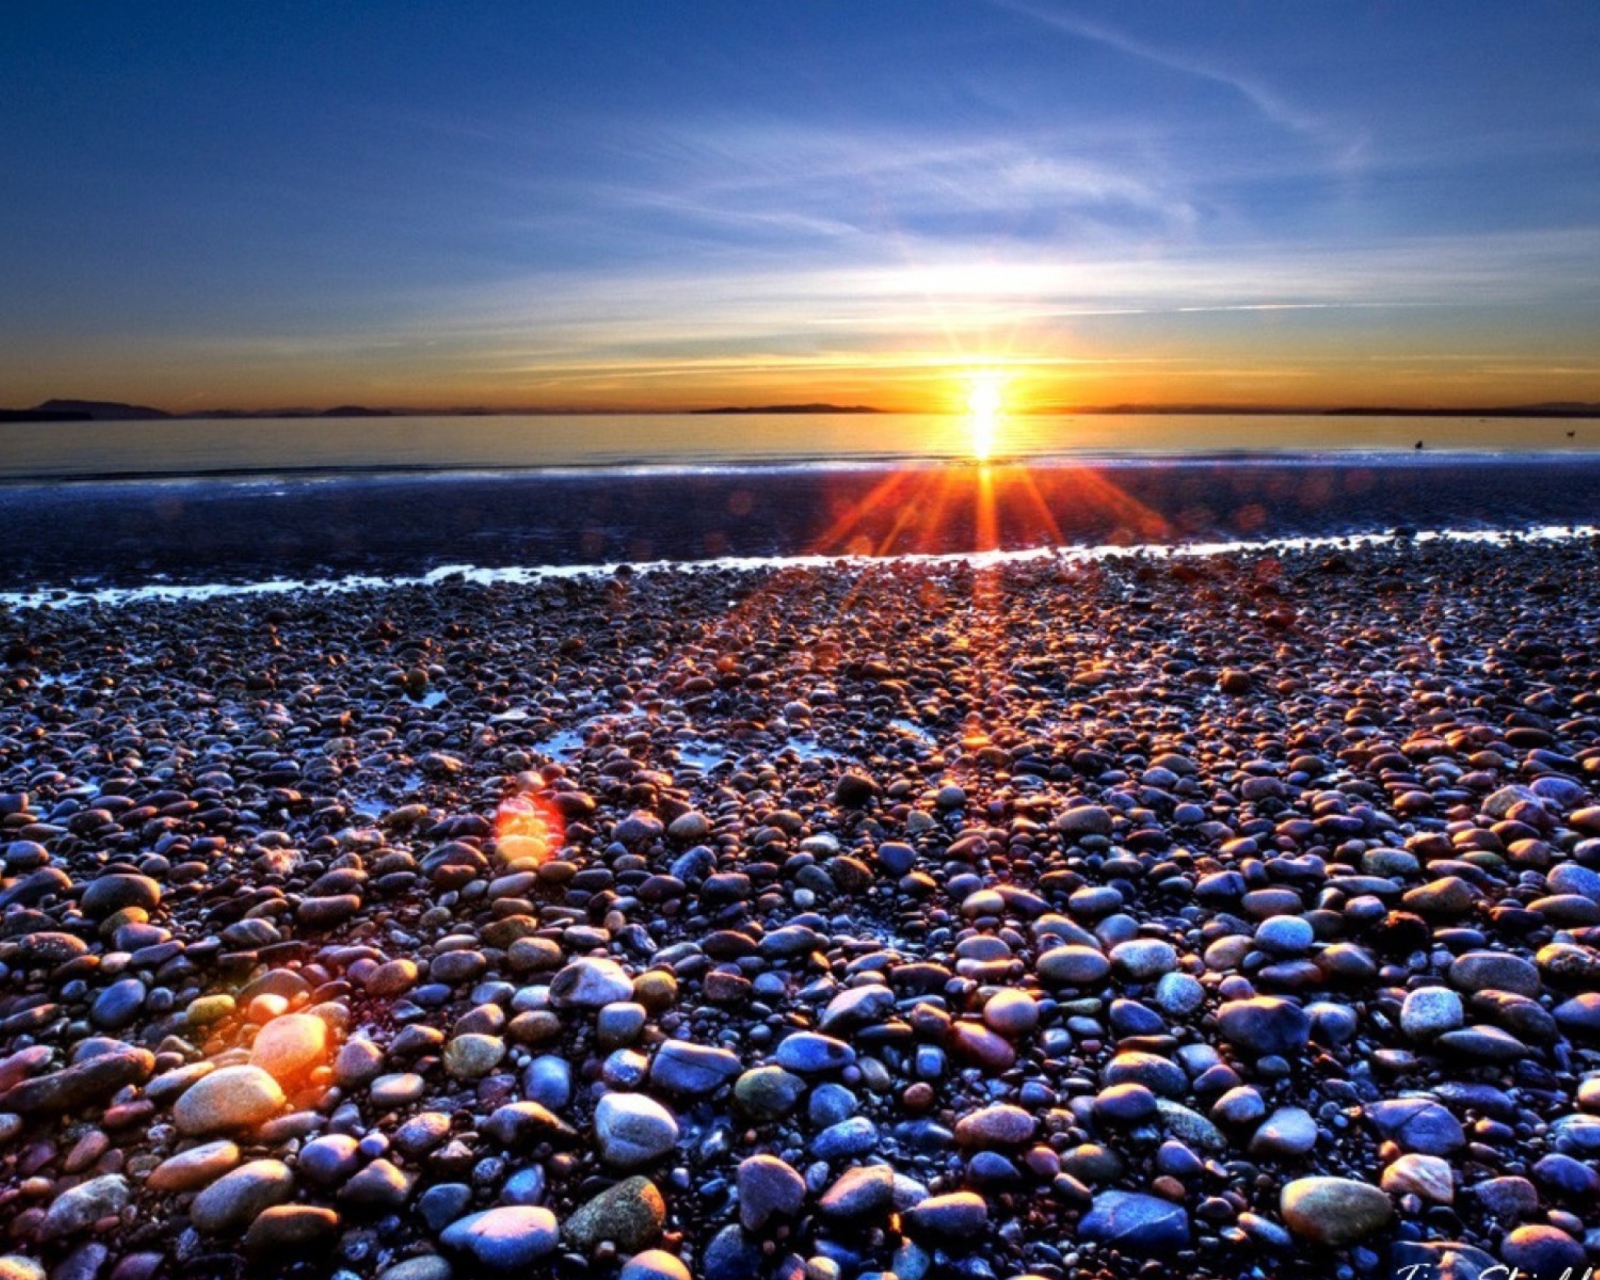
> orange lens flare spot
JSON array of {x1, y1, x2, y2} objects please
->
[{"x1": 495, "y1": 793, "x2": 564, "y2": 865}]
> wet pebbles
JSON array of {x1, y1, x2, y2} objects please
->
[{"x1": 1, "y1": 534, "x2": 1599, "y2": 1279}]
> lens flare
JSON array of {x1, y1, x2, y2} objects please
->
[{"x1": 494, "y1": 792, "x2": 564, "y2": 865}]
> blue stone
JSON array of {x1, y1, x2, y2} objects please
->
[
  {"x1": 774, "y1": 1032, "x2": 854, "y2": 1074},
  {"x1": 419, "y1": 1183, "x2": 473, "y2": 1233},
  {"x1": 810, "y1": 1116, "x2": 877, "y2": 1159},
  {"x1": 1078, "y1": 1190, "x2": 1190, "y2": 1255}
]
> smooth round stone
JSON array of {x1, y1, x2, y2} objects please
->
[
  {"x1": 366, "y1": 959, "x2": 418, "y2": 997},
  {"x1": 81, "y1": 874, "x2": 162, "y2": 917},
  {"x1": 334, "y1": 1040, "x2": 386, "y2": 1087},
  {"x1": 441, "y1": 1206, "x2": 560, "y2": 1270},
  {"x1": 444, "y1": 1034, "x2": 506, "y2": 1079},
  {"x1": 954, "y1": 1104, "x2": 1036, "y2": 1148},
  {"x1": 1280, "y1": 1177, "x2": 1393, "y2": 1247},
  {"x1": 1154, "y1": 972, "x2": 1205, "y2": 1016},
  {"x1": 548, "y1": 957, "x2": 634, "y2": 1008},
  {"x1": 733, "y1": 1066, "x2": 805, "y2": 1119},
  {"x1": 1400, "y1": 987, "x2": 1464, "y2": 1040},
  {"x1": 1216, "y1": 997, "x2": 1311, "y2": 1056},
  {"x1": 174, "y1": 1066, "x2": 285, "y2": 1135},
  {"x1": 1212, "y1": 1086, "x2": 1268, "y2": 1127},
  {"x1": 38, "y1": 1174, "x2": 130, "y2": 1241},
  {"x1": 243, "y1": 1204, "x2": 341, "y2": 1254},
  {"x1": 522, "y1": 1055, "x2": 572, "y2": 1109},
  {"x1": 1548, "y1": 862, "x2": 1600, "y2": 901},
  {"x1": 597, "y1": 1001, "x2": 649, "y2": 1047},
  {"x1": 190, "y1": 1159, "x2": 295, "y2": 1235},
  {"x1": 810, "y1": 1115, "x2": 878, "y2": 1159},
  {"x1": 250, "y1": 1014, "x2": 329, "y2": 1083},
  {"x1": 148, "y1": 1139, "x2": 242, "y2": 1192},
  {"x1": 1380, "y1": 1153, "x2": 1454, "y2": 1203},
  {"x1": 982, "y1": 989, "x2": 1039, "y2": 1036},
  {"x1": 1109, "y1": 939, "x2": 1179, "y2": 981},
  {"x1": 1036, "y1": 945, "x2": 1110, "y2": 987},
  {"x1": 650, "y1": 1041, "x2": 742, "y2": 1095},
  {"x1": 1254, "y1": 916, "x2": 1314, "y2": 956},
  {"x1": 903, "y1": 1191, "x2": 988, "y2": 1239},
  {"x1": 90, "y1": 978, "x2": 146, "y2": 1030},
  {"x1": 818, "y1": 1165, "x2": 896, "y2": 1219},
  {"x1": 774, "y1": 1032, "x2": 854, "y2": 1074},
  {"x1": 809, "y1": 1082, "x2": 858, "y2": 1128},
  {"x1": 1249, "y1": 1107, "x2": 1318, "y2": 1158},
  {"x1": 620, "y1": 1250, "x2": 692, "y2": 1280},
  {"x1": 298, "y1": 1134, "x2": 362, "y2": 1187},
  {"x1": 1436, "y1": 1025, "x2": 1528, "y2": 1062},
  {"x1": 561, "y1": 1176, "x2": 666, "y2": 1251},
  {"x1": 1365, "y1": 1098, "x2": 1465, "y2": 1155},
  {"x1": 369, "y1": 1073, "x2": 426, "y2": 1108},
  {"x1": 1553, "y1": 992, "x2": 1600, "y2": 1036},
  {"x1": 1449, "y1": 951, "x2": 1541, "y2": 997},
  {"x1": 1078, "y1": 1190, "x2": 1190, "y2": 1255},
  {"x1": 1306, "y1": 1001, "x2": 1360, "y2": 1045},
  {"x1": 1101, "y1": 1051, "x2": 1186, "y2": 1099},
  {"x1": 0, "y1": 1258, "x2": 45, "y2": 1280},
  {"x1": 1092, "y1": 1083, "x2": 1158, "y2": 1125},
  {"x1": 737, "y1": 1154, "x2": 806, "y2": 1231},
  {"x1": 595, "y1": 1093, "x2": 680, "y2": 1168},
  {"x1": 1500, "y1": 1226, "x2": 1586, "y2": 1277}
]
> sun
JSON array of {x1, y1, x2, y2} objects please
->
[{"x1": 965, "y1": 373, "x2": 1005, "y2": 461}]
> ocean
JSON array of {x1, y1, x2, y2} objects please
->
[
  {"x1": 3, "y1": 411, "x2": 1596, "y2": 480},
  {"x1": 2, "y1": 413, "x2": 1598, "y2": 599}
]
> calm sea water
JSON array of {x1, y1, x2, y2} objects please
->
[{"x1": 2, "y1": 412, "x2": 1595, "y2": 479}]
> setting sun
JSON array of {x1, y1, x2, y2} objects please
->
[{"x1": 966, "y1": 373, "x2": 1005, "y2": 461}]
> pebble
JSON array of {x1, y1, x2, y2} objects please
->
[
  {"x1": 440, "y1": 1206, "x2": 560, "y2": 1270},
  {"x1": 1078, "y1": 1190, "x2": 1190, "y2": 1255},
  {"x1": 1279, "y1": 1176, "x2": 1393, "y2": 1247},
  {"x1": 173, "y1": 1065, "x2": 286, "y2": 1135},
  {"x1": 595, "y1": 1092, "x2": 680, "y2": 1168},
  {"x1": 189, "y1": 1159, "x2": 295, "y2": 1235}
]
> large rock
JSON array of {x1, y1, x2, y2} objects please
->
[
  {"x1": 38, "y1": 1174, "x2": 130, "y2": 1240},
  {"x1": 649, "y1": 1041, "x2": 741, "y2": 1095},
  {"x1": 562, "y1": 1176, "x2": 666, "y2": 1251},
  {"x1": 1216, "y1": 997, "x2": 1311, "y2": 1056},
  {"x1": 1280, "y1": 1177, "x2": 1393, "y2": 1247},
  {"x1": 174, "y1": 1065, "x2": 285, "y2": 1135},
  {"x1": 80, "y1": 874, "x2": 161, "y2": 917},
  {"x1": 595, "y1": 1093, "x2": 679, "y2": 1168},
  {"x1": 548, "y1": 957, "x2": 634, "y2": 1008},
  {"x1": 1078, "y1": 1191, "x2": 1190, "y2": 1255},
  {"x1": 250, "y1": 1014, "x2": 329, "y2": 1083},
  {"x1": 190, "y1": 1160, "x2": 295, "y2": 1235},
  {"x1": 0, "y1": 1047, "x2": 153, "y2": 1115},
  {"x1": 441, "y1": 1206, "x2": 560, "y2": 1270}
]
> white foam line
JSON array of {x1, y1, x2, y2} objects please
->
[{"x1": 4, "y1": 524, "x2": 1595, "y2": 612}]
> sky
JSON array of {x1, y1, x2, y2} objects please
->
[{"x1": 2, "y1": 2, "x2": 1599, "y2": 413}]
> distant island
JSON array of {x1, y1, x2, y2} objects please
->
[
  {"x1": 693, "y1": 403, "x2": 883, "y2": 415},
  {"x1": 3, "y1": 397, "x2": 1599, "y2": 423}
]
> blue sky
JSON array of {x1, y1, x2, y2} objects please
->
[{"x1": 2, "y1": 1, "x2": 1598, "y2": 409}]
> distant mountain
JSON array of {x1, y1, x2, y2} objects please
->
[
  {"x1": 35, "y1": 398, "x2": 173, "y2": 420},
  {"x1": 319, "y1": 405, "x2": 395, "y2": 417},
  {"x1": 693, "y1": 403, "x2": 883, "y2": 415}
]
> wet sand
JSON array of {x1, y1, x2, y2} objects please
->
[{"x1": 1, "y1": 534, "x2": 1599, "y2": 1279}]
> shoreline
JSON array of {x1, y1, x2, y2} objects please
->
[{"x1": 5, "y1": 522, "x2": 1598, "y2": 613}]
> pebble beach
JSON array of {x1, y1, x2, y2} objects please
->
[{"x1": 3, "y1": 531, "x2": 1600, "y2": 1280}]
